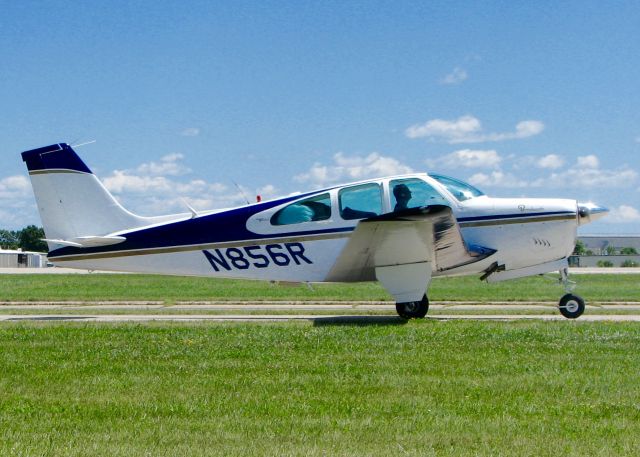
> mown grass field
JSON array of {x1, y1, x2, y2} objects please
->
[
  {"x1": 0, "y1": 273, "x2": 638, "y2": 302},
  {"x1": 1, "y1": 321, "x2": 640, "y2": 456},
  {"x1": 1, "y1": 274, "x2": 639, "y2": 455}
]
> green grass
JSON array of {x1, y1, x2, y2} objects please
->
[
  {"x1": 3, "y1": 306, "x2": 640, "y2": 316},
  {"x1": 0, "y1": 273, "x2": 638, "y2": 302},
  {"x1": 1, "y1": 321, "x2": 640, "y2": 456}
]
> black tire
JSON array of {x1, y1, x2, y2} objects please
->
[
  {"x1": 558, "y1": 294, "x2": 585, "y2": 319},
  {"x1": 396, "y1": 295, "x2": 429, "y2": 319}
]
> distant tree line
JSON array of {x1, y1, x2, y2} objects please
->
[
  {"x1": 0, "y1": 226, "x2": 48, "y2": 252},
  {"x1": 573, "y1": 240, "x2": 638, "y2": 256}
]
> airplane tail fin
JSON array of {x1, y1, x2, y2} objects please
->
[{"x1": 21, "y1": 143, "x2": 167, "y2": 250}]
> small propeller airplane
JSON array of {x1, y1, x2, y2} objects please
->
[{"x1": 22, "y1": 143, "x2": 608, "y2": 319}]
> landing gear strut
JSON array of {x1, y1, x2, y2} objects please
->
[
  {"x1": 558, "y1": 267, "x2": 585, "y2": 319},
  {"x1": 396, "y1": 295, "x2": 429, "y2": 319}
]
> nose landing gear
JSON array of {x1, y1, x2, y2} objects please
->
[{"x1": 558, "y1": 267, "x2": 585, "y2": 319}]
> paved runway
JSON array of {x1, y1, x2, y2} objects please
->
[
  {"x1": 2, "y1": 301, "x2": 640, "y2": 310},
  {"x1": 2, "y1": 300, "x2": 640, "y2": 323}
]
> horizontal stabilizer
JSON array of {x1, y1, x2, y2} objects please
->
[
  {"x1": 42, "y1": 239, "x2": 83, "y2": 248},
  {"x1": 42, "y1": 236, "x2": 126, "y2": 248}
]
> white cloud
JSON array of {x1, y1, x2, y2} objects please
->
[
  {"x1": 294, "y1": 152, "x2": 413, "y2": 188},
  {"x1": 256, "y1": 184, "x2": 278, "y2": 199},
  {"x1": 136, "y1": 153, "x2": 190, "y2": 176},
  {"x1": 0, "y1": 175, "x2": 38, "y2": 229},
  {"x1": 530, "y1": 167, "x2": 637, "y2": 189},
  {"x1": 99, "y1": 153, "x2": 263, "y2": 216},
  {"x1": 103, "y1": 171, "x2": 172, "y2": 194},
  {"x1": 103, "y1": 171, "x2": 229, "y2": 197},
  {"x1": 208, "y1": 182, "x2": 228, "y2": 193},
  {"x1": 608, "y1": 205, "x2": 640, "y2": 222},
  {"x1": 405, "y1": 115, "x2": 480, "y2": 141},
  {"x1": 426, "y1": 149, "x2": 502, "y2": 169},
  {"x1": 405, "y1": 115, "x2": 544, "y2": 143},
  {"x1": 468, "y1": 171, "x2": 527, "y2": 188},
  {"x1": 102, "y1": 153, "x2": 195, "y2": 196},
  {"x1": 0, "y1": 175, "x2": 30, "y2": 199},
  {"x1": 180, "y1": 128, "x2": 200, "y2": 137},
  {"x1": 143, "y1": 195, "x2": 238, "y2": 215},
  {"x1": 576, "y1": 155, "x2": 599, "y2": 169},
  {"x1": 537, "y1": 154, "x2": 564, "y2": 169},
  {"x1": 462, "y1": 150, "x2": 637, "y2": 190},
  {"x1": 508, "y1": 121, "x2": 545, "y2": 140},
  {"x1": 440, "y1": 67, "x2": 468, "y2": 85}
]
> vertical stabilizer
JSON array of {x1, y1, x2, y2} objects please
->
[{"x1": 21, "y1": 143, "x2": 148, "y2": 247}]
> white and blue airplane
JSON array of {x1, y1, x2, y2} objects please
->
[{"x1": 22, "y1": 143, "x2": 608, "y2": 319}]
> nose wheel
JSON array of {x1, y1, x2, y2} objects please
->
[
  {"x1": 558, "y1": 293, "x2": 585, "y2": 319},
  {"x1": 558, "y1": 267, "x2": 585, "y2": 319},
  {"x1": 396, "y1": 295, "x2": 429, "y2": 319}
]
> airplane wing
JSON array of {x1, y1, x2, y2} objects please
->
[{"x1": 326, "y1": 205, "x2": 495, "y2": 302}]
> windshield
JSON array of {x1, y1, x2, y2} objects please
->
[
  {"x1": 390, "y1": 178, "x2": 449, "y2": 210},
  {"x1": 430, "y1": 174, "x2": 485, "y2": 202}
]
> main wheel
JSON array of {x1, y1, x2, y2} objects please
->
[
  {"x1": 396, "y1": 295, "x2": 429, "y2": 319},
  {"x1": 558, "y1": 294, "x2": 585, "y2": 319}
]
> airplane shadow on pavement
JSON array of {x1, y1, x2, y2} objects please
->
[{"x1": 312, "y1": 315, "x2": 409, "y2": 326}]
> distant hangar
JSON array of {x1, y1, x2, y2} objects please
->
[{"x1": 0, "y1": 249, "x2": 47, "y2": 268}]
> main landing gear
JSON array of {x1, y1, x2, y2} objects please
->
[
  {"x1": 394, "y1": 267, "x2": 586, "y2": 320},
  {"x1": 396, "y1": 295, "x2": 429, "y2": 319},
  {"x1": 558, "y1": 267, "x2": 585, "y2": 319}
]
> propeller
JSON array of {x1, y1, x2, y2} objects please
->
[{"x1": 577, "y1": 202, "x2": 609, "y2": 225}]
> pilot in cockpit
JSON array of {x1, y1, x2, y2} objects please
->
[{"x1": 393, "y1": 184, "x2": 412, "y2": 212}]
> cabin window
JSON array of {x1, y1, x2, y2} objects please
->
[
  {"x1": 430, "y1": 174, "x2": 484, "y2": 202},
  {"x1": 390, "y1": 178, "x2": 449, "y2": 211},
  {"x1": 271, "y1": 193, "x2": 331, "y2": 225},
  {"x1": 339, "y1": 183, "x2": 382, "y2": 220}
]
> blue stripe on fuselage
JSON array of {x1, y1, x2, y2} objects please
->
[
  {"x1": 458, "y1": 211, "x2": 575, "y2": 222},
  {"x1": 47, "y1": 191, "x2": 349, "y2": 258},
  {"x1": 47, "y1": 203, "x2": 576, "y2": 259}
]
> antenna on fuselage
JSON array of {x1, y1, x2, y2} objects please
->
[
  {"x1": 232, "y1": 180, "x2": 251, "y2": 205},
  {"x1": 181, "y1": 198, "x2": 199, "y2": 219}
]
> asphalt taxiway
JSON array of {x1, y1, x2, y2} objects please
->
[
  {"x1": 2, "y1": 313, "x2": 640, "y2": 322},
  {"x1": 2, "y1": 300, "x2": 640, "y2": 323}
]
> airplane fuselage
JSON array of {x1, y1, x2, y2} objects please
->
[{"x1": 46, "y1": 173, "x2": 579, "y2": 283}]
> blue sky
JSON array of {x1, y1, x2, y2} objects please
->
[{"x1": 1, "y1": 1, "x2": 639, "y2": 233}]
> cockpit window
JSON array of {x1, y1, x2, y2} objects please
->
[
  {"x1": 339, "y1": 183, "x2": 382, "y2": 220},
  {"x1": 430, "y1": 174, "x2": 484, "y2": 202},
  {"x1": 390, "y1": 178, "x2": 449, "y2": 211},
  {"x1": 271, "y1": 193, "x2": 331, "y2": 225}
]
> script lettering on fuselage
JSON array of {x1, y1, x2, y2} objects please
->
[{"x1": 203, "y1": 242, "x2": 312, "y2": 272}]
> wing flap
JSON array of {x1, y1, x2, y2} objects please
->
[{"x1": 326, "y1": 205, "x2": 494, "y2": 282}]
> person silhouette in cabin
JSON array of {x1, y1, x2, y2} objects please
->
[{"x1": 393, "y1": 184, "x2": 412, "y2": 212}]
